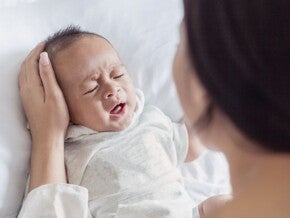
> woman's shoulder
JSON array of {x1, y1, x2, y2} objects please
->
[{"x1": 208, "y1": 190, "x2": 290, "y2": 218}]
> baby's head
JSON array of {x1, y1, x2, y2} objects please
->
[{"x1": 45, "y1": 26, "x2": 137, "y2": 132}]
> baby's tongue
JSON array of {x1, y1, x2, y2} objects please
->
[{"x1": 111, "y1": 104, "x2": 122, "y2": 114}]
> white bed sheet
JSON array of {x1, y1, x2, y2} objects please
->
[
  {"x1": 180, "y1": 151, "x2": 231, "y2": 206},
  {"x1": 0, "y1": 0, "x2": 230, "y2": 217}
]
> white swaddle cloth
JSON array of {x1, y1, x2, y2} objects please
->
[{"x1": 64, "y1": 89, "x2": 193, "y2": 217}]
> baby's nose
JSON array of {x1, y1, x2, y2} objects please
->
[{"x1": 104, "y1": 86, "x2": 120, "y2": 99}]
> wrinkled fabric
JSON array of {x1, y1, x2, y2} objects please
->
[
  {"x1": 18, "y1": 90, "x2": 194, "y2": 217},
  {"x1": 18, "y1": 183, "x2": 91, "y2": 218},
  {"x1": 192, "y1": 205, "x2": 200, "y2": 218},
  {"x1": 64, "y1": 90, "x2": 192, "y2": 217}
]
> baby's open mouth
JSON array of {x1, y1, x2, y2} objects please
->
[{"x1": 110, "y1": 103, "x2": 126, "y2": 115}]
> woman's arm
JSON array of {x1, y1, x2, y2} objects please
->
[
  {"x1": 19, "y1": 43, "x2": 69, "y2": 192},
  {"x1": 29, "y1": 137, "x2": 67, "y2": 191}
]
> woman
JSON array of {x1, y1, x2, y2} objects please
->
[
  {"x1": 174, "y1": 0, "x2": 290, "y2": 217},
  {"x1": 18, "y1": 0, "x2": 290, "y2": 217}
]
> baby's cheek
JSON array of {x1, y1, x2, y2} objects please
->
[{"x1": 68, "y1": 105, "x2": 83, "y2": 123}]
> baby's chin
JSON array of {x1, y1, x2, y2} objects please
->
[
  {"x1": 87, "y1": 112, "x2": 134, "y2": 132},
  {"x1": 108, "y1": 112, "x2": 134, "y2": 132},
  {"x1": 71, "y1": 104, "x2": 136, "y2": 132}
]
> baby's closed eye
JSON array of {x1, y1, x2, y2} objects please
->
[{"x1": 84, "y1": 84, "x2": 99, "y2": 95}]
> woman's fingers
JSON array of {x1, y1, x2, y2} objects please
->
[
  {"x1": 39, "y1": 52, "x2": 61, "y2": 100},
  {"x1": 26, "y1": 42, "x2": 46, "y2": 87},
  {"x1": 19, "y1": 42, "x2": 45, "y2": 90},
  {"x1": 18, "y1": 42, "x2": 69, "y2": 145}
]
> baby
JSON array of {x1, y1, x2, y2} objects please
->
[{"x1": 43, "y1": 26, "x2": 225, "y2": 218}]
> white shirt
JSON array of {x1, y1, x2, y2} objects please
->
[{"x1": 18, "y1": 90, "x2": 198, "y2": 218}]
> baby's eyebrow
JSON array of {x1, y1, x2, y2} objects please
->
[
  {"x1": 81, "y1": 71, "x2": 99, "y2": 84},
  {"x1": 78, "y1": 72, "x2": 98, "y2": 92},
  {"x1": 80, "y1": 63, "x2": 123, "y2": 85},
  {"x1": 110, "y1": 64, "x2": 125, "y2": 71}
]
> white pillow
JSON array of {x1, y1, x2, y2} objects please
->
[
  {"x1": 0, "y1": 0, "x2": 38, "y2": 9},
  {"x1": 0, "y1": 0, "x2": 183, "y2": 216}
]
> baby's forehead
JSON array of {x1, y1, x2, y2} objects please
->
[
  {"x1": 54, "y1": 36, "x2": 118, "y2": 63},
  {"x1": 62, "y1": 35, "x2": 113, "y2": 53},
  {"x1": 48, "y1": 34, "x2": 115, "y2": 62},
  {"x1": 54, "y1": 38, "x2": 123, "y2": 81}
]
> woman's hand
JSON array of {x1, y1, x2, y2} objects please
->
[
  {"x1": 19, "y1": 42, "x2": 69, "y2": 145},
  {"x1": 198, "y1": 195, "x2": 233, "y2": 218},
  {"x1": 19, "y1": 42, "x2": 69, "y2": 191}
]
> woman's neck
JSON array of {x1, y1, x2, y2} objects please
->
[
  {"x1": 225, "y1": 146, "x2": 290, "y2": 196},
  {"x1": 221, "y1": 151, "x2": 290, "y2": 218},
  {"x1": 207, "y1": 114, "x2": 290, "y2": 217}
]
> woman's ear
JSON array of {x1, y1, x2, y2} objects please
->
[{"x1": 173, "y1": 23, "x2": 210, "y2": 133}]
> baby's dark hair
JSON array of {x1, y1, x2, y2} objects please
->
[{"x1": 44, "y1": 25, "x2": 110, "y2": 59}]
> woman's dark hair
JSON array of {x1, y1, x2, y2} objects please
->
[{"x1": 183, "y1": 0, "x2": 290, "y2": 152}]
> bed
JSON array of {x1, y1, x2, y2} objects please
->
[{"x1": 0, "y1": 0, "x2": 230, "y2": 217}]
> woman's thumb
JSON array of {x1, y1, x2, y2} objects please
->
[{"x1": 39, "y1": 52, "x2": 60, "y2": 98}]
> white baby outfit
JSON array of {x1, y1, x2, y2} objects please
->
[
  {"x1": 64, "y1": 90, "x2": 192, "y2": 217},
  {"x1": 18, "y1": 90, "x2": 198, "y2": 218}
]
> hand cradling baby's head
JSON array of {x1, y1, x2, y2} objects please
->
[{"x1": 45, "y1": 26, "x2": 137, "y2": 132}]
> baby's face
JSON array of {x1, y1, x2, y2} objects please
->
[{"x1": 52, "y1": 36, "x2": 137, "y2": 132}]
